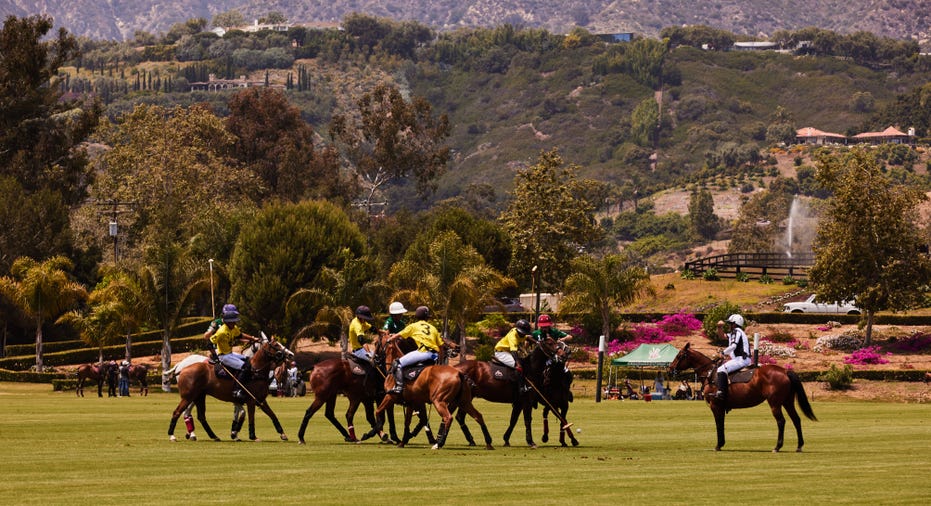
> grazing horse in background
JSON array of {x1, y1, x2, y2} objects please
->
[
  {"x1": 168, "y1": 335, "x2": 293, "y2": 442},
  {"x1": 374, "y1": 335, "x2": 494, "y2": 449},
  {"x1": 76, "y1": 362, "x2": 113, "y2": 397},
  {"x1": 669, "y1": 343, "x2": 817, "y2": 452},
  {"x1": 453, "y1": 337, "x2": 561, "y2": 448},
  {"x1": 297, "y1": 332, "x2": 427, "y2": 445},
  {"x1": 538, "y1": 341, "x2": 578, "y2": 447},
  {"x1": 128, "y1": 363, "x2": 149, "y2": 396}
]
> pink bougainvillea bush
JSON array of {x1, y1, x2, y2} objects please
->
[
  {"x1": 655, "y1": 312, "x2": 703, "y2": 336},
  {"x1": 843, "y1": 346, "x2": 890, "y2": 365}
]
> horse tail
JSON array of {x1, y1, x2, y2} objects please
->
[
  {"x1": 456, "y1": 372, "x2": 473, "y2": 407},
  {"x1": 788, "y1": 370, "x2": 817, "y2": 421}
]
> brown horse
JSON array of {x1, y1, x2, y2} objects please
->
[
  {"x1": 128, "y1": 363, "x2": 149, "y2": 396},
  {"x1": 537, "y1": 341, "x2": 578, "y2": 447},
  {"x1": 168, "y1": 335, "x2": 293, "y2": 442},
  {"x1": 298, "y1": 333, "x2": 431, "y2": 445},
  {"x1": 76, "y1": 362, "x2": 113, "y2": 397},
  {"x1": 668, "y1": 343, "x2": 817, "y2": 452},
  {"x1": 452, "y1": 338, "x2": 564, "y2": 448},
  {"x1": 374, "y1": 335, "x2": 494, "y2": 449}
]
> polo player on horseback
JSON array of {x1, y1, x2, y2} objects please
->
[
  {"x1": 713, "y1": 314, "x2": 752, "y2": 404},
  {"x1": 388, "y1": 306, "x2": 450, "y2": 395},
  {"x1": 493, "y1": 319, "x2": 535, "y2": 395},
  {"x1": 349, "y1": 305, "x2": 377, "y2": 362},
  {"x1": 209, "y1": 304, "x2": 258, "y2": 402}
]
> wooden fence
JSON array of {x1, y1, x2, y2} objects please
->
[{"x1": 683, "y1": 252, "x2": 814, "y2": 280}]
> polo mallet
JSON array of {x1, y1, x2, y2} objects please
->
[{"x1": 524, "y1": 376, "x2": 573, "y2": 431}]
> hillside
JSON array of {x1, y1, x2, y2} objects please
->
[{"x1": 1, "y1": 0, "x2": 929, "y2": 44}]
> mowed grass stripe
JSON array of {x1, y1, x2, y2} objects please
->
[{"x1": 0, "y1": 383, "x2": 929, "y2": 505}]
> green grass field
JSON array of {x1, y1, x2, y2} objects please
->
[{"x1": 1, "y1": 382, "x2": 930, "y2": 505}]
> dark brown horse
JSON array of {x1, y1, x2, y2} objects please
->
[
  {"x1": 537, "y1": 341, "x2": 578, "y2": 447},
  {"x1": 128, "y1": 363, "x2": 149, "y2": 396},
  {"x1": 298, "y1": 333, "x2": 433, "y2": 445},
  {"x1": 374, "y1": 335, "x2": 494, "y2": 449},
  {"x1": 76, "y1": 362, "x2": 114, "y2": 397},
  {"x1": 168, "y1": 336, "x2": 293, "y2": 442},
  {"x1": 668, "y1": 343, "x2": 817, "y2": 452},
  {"x1": 452, "y1": 337, "x2": 563, "y2": 448}
]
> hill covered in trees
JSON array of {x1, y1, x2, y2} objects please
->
[{"x1": 1, "y1": 0, "x2": 929, "y2": 44}]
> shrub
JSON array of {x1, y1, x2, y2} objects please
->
[
  {"x1": 765, "y1": 329, "x2": 796, "y2": 343},
  {"x1": 701, "y1": 302, "x2": 742, "y2": 345},
  {"x1": 473, "y1": 343, "x2": 493, "y2": 362},
  {"x1": 782, "y1": 275, "x2": 796, "y2": 285},
  {"x1": 844, "y1": 346, "x2": 890, "y2": 365},
  {"x1": 656, "y1": 312, "x2": 702, "y2": 336},
  {"x1": 680, "y1": 269, "x2": 696, "y2": 280},
  {"x1": 813, "y1": 330, "x2": 864, "y2": 352},
  {"x1": 735, "y1": 272, "x2": 750, "y2": 282},
  {"x1": 884, "y1": 331, "x2": 931, "y2": 353},
  {"x1": 759, "y1": 274, "x2": 773, "y2": 284},
  {"x1": 702, "y1": 268, "x2": 719, "y2": 281},
  {"x1": 819, "y1": 364, "x2": 854, "y2": 390}
]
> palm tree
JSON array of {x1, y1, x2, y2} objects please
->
[
  {"x1": 142, "y1": 242, "x2": 210, "y2": 391},
  {"x1": 285, "y1": 250, "x2": 389, "y2": 356},
  {"x1": 559, "y1": 253, "x2": 653, "y2": 342},
  {"x1": 59, "y1": 266, "x2": 154, "y2": 362},
  {"x1": 3, "y1": 256, "x2": 87, "y2": 372},
  {"x1": 389, "y1": 231, "x2": 514, "y2": 360}
]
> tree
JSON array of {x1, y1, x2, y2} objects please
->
[
  {"x1": 0, "y1": 15, "x2": 99, "y2": 272},
  {"x1": 212, "y1": 10, "x2": 245, "y2": 29},
  {"x1": 729, "y1": 188, "x2": 793, "y2": 254},
  {"x1": 809, "y1": 149, "x2": 931, "y2": 344},
  {"x1": 559, "y1": 253, "x2": 652, "y2": 341},
  {"x1": 226, "y1": 87, "x2": 353, "y2": 203},
  {"x1": 229, "y1": 200, "x2": 369, "y2": 336},
  {"x1": 2, "y1": 256, "x2": 86, "y2": 372},
  {"x1": 330, "y1": 82, "x2": 450, "y2": 214},
  {"x1": 389, "y1": 230, "x2": 514, "y2": 358},
  {"x1": 500, "y1": 149, "x2": 603, "y2": 291},
  {"x1": 630, "y1": 97, "x2": 660, "y2": 148},
  {"x1": 688, "y1": 188, "x2": 720, "y2": 241},
  {"x1": 285, "y1": 249, "x2": 388, "y2": 354}
]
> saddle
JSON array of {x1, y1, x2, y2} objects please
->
[
  {"x1": 399, "y1": 361, "x2": 434, "y2": 383},
  {"x1": 727, "y1": 366, "x2": 756, "y2": 384},
  {"x1": 488, "y1": 360, "x2": 520, "y2": 383},
  {"x1": 346, "y1": 354, "x2": 372, "y2": 376}
]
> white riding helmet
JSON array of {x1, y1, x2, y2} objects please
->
[
  {"x1": 388, "y1": 301, "x2": 407, "y2": 315},
  {"x1": 727, "y1": 314, "x2": 745, "y2": 328}
]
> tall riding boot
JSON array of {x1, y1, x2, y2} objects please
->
[
  {"x1": 233, "y1": 362, "x2": 252, "y2": 402},
  {"x1": 389, "y1": 360, "x2": 404, "y2": 395},
  {"x1": 714, "y1": 371, "x2": 729, "y2": 403}
]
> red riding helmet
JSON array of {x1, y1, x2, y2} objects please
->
[{"x1": 537, "y1": 314, "x2": 552, "y2": 328}]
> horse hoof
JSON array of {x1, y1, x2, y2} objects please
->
[
  {"x1": 298, "y1": 440, "x2": 306, "y2": 445},
  {"x1": 431, "y1": 444, "x2": 440, "y2": 450},
  {"x1": 572, "y1": 440, "x2": 579, "y2": 447},
  {"x1": 796, "y1": 447, "x2": 803, "y2": 453},
  {"x1": 529, "y1": 444, "x2": 537, "y2": 449},
  {"x1": 503, "y1": 442, "x2": 511, "y2": 447},
  {"x1": 773, "y1": 449, "x2": 780, "y2": 453},
  {"x1": 185, "y1": 433, "x2": 191, "y2": 440},
  {"x1": 280, "y1": 435, "x2": 288, "y2": 441},
  {"x1": 714, "y1": 447, "x2": 721, "y2": 451},
  {"x1": 190, "y1": 435, "x2": 197, "y2": 442},
  {"x1": 169, "y1": 435, "x2": 177, "y2": 442},
  {"x1": 485, "y1": 445, "x2": 494, "y2": 450}
]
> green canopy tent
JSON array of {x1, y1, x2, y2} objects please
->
[{"x1": 609, "y1": 343, "x2": 680, "y2": 398}]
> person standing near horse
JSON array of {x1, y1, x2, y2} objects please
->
[
  {"x1": 349, "y1": 305, "x2": 377, "y2": 362},
  {"x1": 388, "y1": 306, "x2": 449, "y2": 395},
  {"x1": 118, "y1": 360, "x2": 131, "y2": 397},
  {"x1": 209, "y1": 304, "x2": 258, "y2": 402},
  {"x1": 494, "y1": 319, "x2": 535, "y2": 394},
  {"x1": 713, "y1": 314, "x2": 752, "y2": 404},
  {"x1": 382, "y1": 301, "x2": 408, "y2": 334}
]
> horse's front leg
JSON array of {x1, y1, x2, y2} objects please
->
[
  {"x1": 256, "y1": 399, "x2": 288, "y2": 441},
  {"x1": 712, "y1": 406, "x2": 726, "y2": 451},
  {"x1": 454, "y1": 408, "x2": 476, "y2": 446},
  {"x1": 343, "y1": 398, "x2": 362, "y2": 442},
  {"x1": 541, "y1": 407, "x2": 550, "y2": 443},
  {"x1": 168, "y1": 398, "x2": 192, "y2": 442},
  {"x1": 194, "y1": 397, "x2": 220, "y2": 441}
]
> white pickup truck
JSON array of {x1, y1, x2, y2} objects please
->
[{"x1": 783, "y1": 294, "x2": 861, "y2": 314}]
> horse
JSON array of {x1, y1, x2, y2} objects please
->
[
  {"x1": 76, "y1": 362, "x2": 113, "y2": 397},
  {"x1": 537, "y1": 341, "x2": 578, "y2": 447},
  {"x1": 668, "y1": 343, "x2": 818, "y2": 452},
  {"x1": 168, "y1": 335, "x2": 293, "y2": 442},
  {"x1": 452, "y1": 337, "x2": 561, "y2": 448},
  {"x1": 128, "y1": 363, "x2": 149, "y2": 396},
  {"x1": 297, "y1": 332, "x2": 428, "y2": 445},
  {"x1": 374, "y1": 335, "x2": 494, "y2": 449}
]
